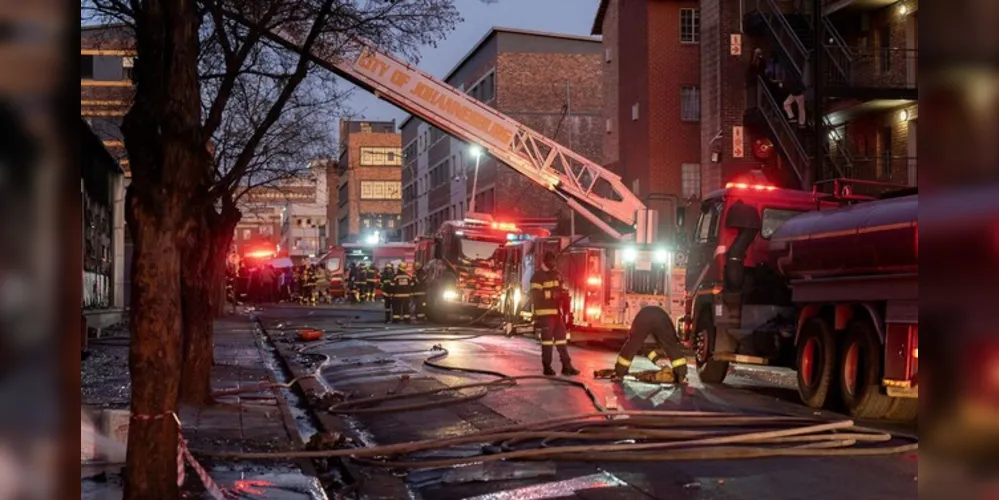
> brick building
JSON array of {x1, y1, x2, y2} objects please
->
[
  {"x1": 336, "y1": 120, "x2": 403, "y2": 244},
  {"x1": 703, "y1": 0, "x2": 918, "y2": 191},
  {"x1": 592, "y1": 0, "x2": 702, "y2": 243},
  {"x1": 400, "y1": 27, "x2": 604, "y2": 241}
]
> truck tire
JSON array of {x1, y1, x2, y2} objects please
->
[
  {"x1": 694, "y1": 313, "x2": 729, "y2": 384},
  {"x1": 883, "y1": 398, "x2": 918, "y2": 422},
  {"x1": 839, "y1": 319, "x2": 894, "y2": 420},
  {"x1": 796, "y1": 317, "x2": 836, "y2": 410}
]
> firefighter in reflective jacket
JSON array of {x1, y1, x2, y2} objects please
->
[
  {"x1": 594, "y1": 306, "x2": 689, "y2": 383},
  {"x1": 411, "y1": 262, "x2": 428, "y2": 322},
  {"x1": 364, "y1": 263, "x2": 379, "y2": 302},
  {"x1": 381, "y1": 263, "x2": 395, "y2": 323},
  {"x1": 392, "y1": 263, "x2": 413, "y2": 323},
  {"x1": 530, "y1": 251, "x2": 579, "y2": 376}
]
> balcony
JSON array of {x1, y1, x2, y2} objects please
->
[
  {"x1": 822, "y1": 0, "x2": 899, "y2": 16},
  {"x1": 825, "y1": 47, "x2": 918, "y2": 99},
  {"x1": 825, "y1": 155, "x2": 916, "y2": 186}
]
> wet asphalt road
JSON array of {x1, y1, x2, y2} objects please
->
[{"x1": 257, "y1": 303, "x2": 918, "y2": 500}]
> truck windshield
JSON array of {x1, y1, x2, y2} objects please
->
[
  {"x1": 761, "y1": 208, "x2": 804, "y2": 239},
  {"x1": 460, "y1": 238, "x2": 502, "y2": 261},
  {"x1": 695, "y1": 202, "x2": 723, "y2": 242}
]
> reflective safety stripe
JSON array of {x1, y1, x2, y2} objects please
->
[
  {"x1": 647, "y1": 350, "x2": 660, "y2": 361},
  {"x1": 394, "y1": 293, "x2": 412, "y2": 298},
  {"x1": 392, "y1": 315, "x2": 401, "y2": 319},
  {"x1": 542, "y1": 280, "x2": 560, "y2": 288},
  {"x1": 383, "y1": 293, "x2": 393, "y2": 298},
  {"x1": 531, "y1": 283, "x2": 543, "y2": 290},
  {"x1": 412, "y1": 291, "x2": 426, "y2": 296},
  {"x1": 554, "y1": 340, "x2": 568, "y2": 345},
  {"x1": 616, "y1": 355, "x2": 632, "y2": 367},
  {"x1": 535, "y1": 308, "x2": 559, "y2": 316},
  {"x1": 540, "y1": 340, "x2": 554, "y2": 346},
  {"x1": 671, "y1": 358, "x2": 687, "y2": 367}
]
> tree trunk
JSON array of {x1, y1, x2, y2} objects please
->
[
  {"x1": 124, "y1": 189, "x2": 185, "y2": 499},
  {"x1": 180, "y1": 203, "x2": 240, "y2": 405},
  {"x1": 179, "y1": 212, "x2": 215, "y2": 406}
]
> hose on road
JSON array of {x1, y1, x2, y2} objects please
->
[{"x1": 192, "y1": 326, "x2": 918, "y2": 467}]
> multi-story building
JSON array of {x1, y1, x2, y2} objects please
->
[
  {"x1": 400, "y1": 27, "x2": 604, "y2": 241},
  {"x1": 233, "y1": 160, "x2": 332, "y2": 262},
  {"x1": 336, "y1": 120, "x2": 403, "y2": 244},
  {"x1": 592, "y1": 0, "x2": 702, "y2": 242},
  {"x1": 81, "y1": 24, "x2": 132, "y2": 308},
  {"x1": 702, "y1": 0, "x2": 918, "y2": 191}
]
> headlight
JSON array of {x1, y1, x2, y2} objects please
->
[{"x1": 442, "y1": 289, "x2": 458, "y2": 301}]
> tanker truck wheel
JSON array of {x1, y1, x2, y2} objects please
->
[
  {"x1": 796, "y1": 317, "x2": 836, "y2": 410},
  {"x1": 839, "y1": 319, "x2": 894, "y2": 420},
  {"x1": 694, "y1": 313, "x2": 729, "y2": 384}
]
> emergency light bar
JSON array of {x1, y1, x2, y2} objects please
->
[{"x1": 725, "y1": 182, "x2": 777, "y2": 191}]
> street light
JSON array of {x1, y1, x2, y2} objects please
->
[{"x1": 468, "y1": 145, "x2": 483, "y2": 214}]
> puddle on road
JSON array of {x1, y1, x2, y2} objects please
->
[{"x1": 254, "y1": 323, "x2": 321, "y2": 444}]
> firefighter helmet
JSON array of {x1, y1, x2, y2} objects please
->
[
  {"x1": 398, "y1": 262, "x2": 408, "y2": 272},
  {"x1": 414, "y1": 262, "x2": 422, "y2": 270}
]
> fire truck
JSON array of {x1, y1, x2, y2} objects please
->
[
  {"x1": 224, "y1": 12, "x2": 917, "y2": 420},
  {"x1": 415, "y1": 214, "x2": 552, "y2": 323},
  {"x1": 318, "y1": 243, "x2": 415, "y2": 300},
  {"x1": 680, "y1": 177, "x2": 918, "y2": 421}
]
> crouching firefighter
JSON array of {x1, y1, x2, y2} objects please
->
[
  {"x1": 531, "y1": 250, "x2": 579, "y2": 376},
  {"x1": 595, "y1": 306, "x2": 689, "y2": 384}
]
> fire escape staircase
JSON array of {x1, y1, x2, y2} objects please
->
[{"x1": 746, "y1": 0, "x2": 859, "y2": 183}]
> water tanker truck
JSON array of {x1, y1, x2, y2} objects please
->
[{"x1": 681, "y1": 177, "x2": 918, "y2": 421}]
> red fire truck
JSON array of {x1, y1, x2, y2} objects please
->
[
  {"x1": 681, "y1": 177, "x2": 918, "y2": 421},
  {"x1": 416, "y1": 215, "x2": 552, "y2": 323},
  {"x1": 318, "y1": 243, "x2": 415, "y2": 300}
]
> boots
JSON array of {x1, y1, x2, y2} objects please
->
[
  {"x1": 541, "y1": 345, "x2": 556, "y2": 376},
  {"x1": 557, "y1": 345, "x2": 580, "y2": 376}
]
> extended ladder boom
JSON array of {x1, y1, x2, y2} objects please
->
[{"x1": 227, "y1": 12, "x2": 647, "y2": 240}]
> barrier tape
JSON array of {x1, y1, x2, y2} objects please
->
[{"x1": 131, "y1": 412, "x2": 226, "y2": 499}]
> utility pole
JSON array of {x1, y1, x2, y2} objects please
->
[{"x1": 810, "y1": 0, "x2": 824, "y2": 189}]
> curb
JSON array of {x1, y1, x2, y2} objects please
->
[{"x1": 253, "y1": 316, "x2": 413, "y2": 499}]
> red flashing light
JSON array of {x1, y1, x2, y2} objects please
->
[
  {"x1": 245, "y1": 249, "x2": 276, "y2": 259},
  {"x1": 586, "y1": 275, "x2": 602, "y2": 287},
  {"x1": 726, "y1": 182, "x2": 777, "y2": 191}
]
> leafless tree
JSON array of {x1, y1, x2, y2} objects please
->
[{"x1": 82, "y1": 0, "x2": 461, "y2": 496}]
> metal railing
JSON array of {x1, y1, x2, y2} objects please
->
[
  {"x1": 756, "y1": 76, "x2": 809, "y2": 184},
  {"x1": 820, "y1": 116, "x2": 854, "y2": 179},
  {"x1": 750, "y1": 0, "x2": 810, "y2": 80},
  {"x1": 827, "y1": 47, "x2": 918, "y2": 89},
  {"x1": 833, "y1": 156, "x2": 917, "y2": 184}
]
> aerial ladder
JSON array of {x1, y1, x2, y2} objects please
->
[{"x1": 222, "y1": 10, "x2": 657, "y2": 244}]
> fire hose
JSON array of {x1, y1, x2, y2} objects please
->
[{"x1": 190, "y1": 325, "x2": 918, "y2": 467}]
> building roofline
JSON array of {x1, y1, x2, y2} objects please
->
[
  {"x1": 400, "y1": 26, "x2": 601, "y2": 129},
  {"x1": 591, "y1": 0, "x2": 609, "y2": 35}
]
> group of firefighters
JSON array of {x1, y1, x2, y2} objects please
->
[{"x1": 346, "y1": 261, "x2": 428, "y2": 324}]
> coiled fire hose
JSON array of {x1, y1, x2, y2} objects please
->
[{"x1": 191, "y1": 325, "x2": 917, "y2": 467}]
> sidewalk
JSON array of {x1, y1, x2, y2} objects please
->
[{"x1": 81, "y1": 314, "x2": 324, "y2": 499}]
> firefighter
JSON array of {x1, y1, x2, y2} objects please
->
[
  {"x1": 347, "y1": 262, "x2": 360, "y2": 303},
  {"x1": 392, "y1": 263, "x2": 413, "y2": 323},
  {"x1": 365, "y1": 263, "x2": 379, "y2": 302},
  {"x1": 381, "y1": 262, "x2": 395, "y2": 323},
  {"x1": 594, "y1": 306, "x2": 689, "y2": 383},
  {"x1": 356, "y1": 263, "x2": 368, "y2": 302},
  {"x1": 411, "y1": 262, "x2": 428, "y2": 322},
  {"x1": 307, "y1": 264, "x2": 321, "y2": 306},
  {"x1": 530, "y1": 250, "x2": 579, "y2": 376}
]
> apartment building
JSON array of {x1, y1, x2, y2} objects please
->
[
  {"x1": 336, "y1": 120, "x2": 403, "y2": 244},
  {"x1": 81, "y1": 24, "x2": 132, "y2": 308},
  {"x1": 592, "y1": 0, "x2": 703, "y2": 243},
  {"x1": 400, "y1": 27, "x2": 603, "y2": 241},
  {"x1": 702, "y1": 0, "x2": 918, "y2": 190}
]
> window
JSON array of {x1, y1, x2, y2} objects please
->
[
  {"x1": 359, "y1": 147, "x2": 402, "y2": 166},
  {"x1": 360, "y1": 181, "x2": 402, "y2": 200},
  {"x1": 681, "y1": 86, "x2": 700, "y2": 122},
  {"x1": 680, "y1": 8, "x2": 700, "y2": 43},
  {"x1": 695, "y1": 202, "x2": 722, "y2": 243},
  {"x1": 760, "y1": 208, "x2": 804, "y2": 239},
  {"x1": 122, "y1": 56, "x2": 135, "y2": 81},
  {"x1": 681, "y1": 164, "x2": 701, "y2": 199},
  {"x1": 81, "y1": 55, "x2": 94, "y2": 79},
  {"x1": 632, "y1": 103, "x2": 640, "y2": 121}
]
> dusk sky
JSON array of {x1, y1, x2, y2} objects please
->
[{"x1": 345, "y1": 0, "x2": 601, "y2": 124}]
